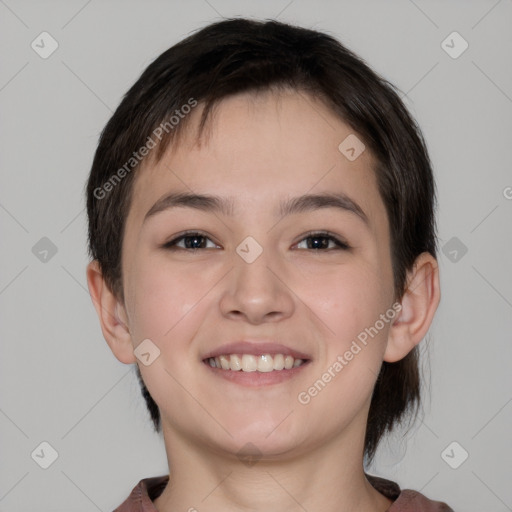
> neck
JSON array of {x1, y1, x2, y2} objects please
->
[{"x1": 153, "y1": 421, "x2": 392, "y2": 512}]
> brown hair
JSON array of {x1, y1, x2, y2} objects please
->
[{"x1": 86, "y1": 18, "x2": 437, "y2": 464}]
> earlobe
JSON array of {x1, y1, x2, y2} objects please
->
[
  {"x1": 384, "y1": 253, "x2": 440, "y2": 363},
  {"x1": 86, "y1": 260, "x2": 136, "y2": 365}
]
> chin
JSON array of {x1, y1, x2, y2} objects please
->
[{"x1": 217, "y1": 416, "x2": 305, "y2": 456}]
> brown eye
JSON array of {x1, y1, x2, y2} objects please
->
[
  {"x1": 163, "y1": 232, "x2": 219, "y2": 250},
  {"x1": 295, "y1": 232, "x2": 350, "y2": 251}
]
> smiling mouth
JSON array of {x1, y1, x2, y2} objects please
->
[{"x1": 204, "y1": 353, "x2": 309, "y2": 372}]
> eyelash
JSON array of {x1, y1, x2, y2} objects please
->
[{"x1": 162, "y1": 230, "x2": 350, "y2": 252}]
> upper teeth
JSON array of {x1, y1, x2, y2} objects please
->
[{"x1": 207, "y1": 354, "x2": 305, "y2": 372}]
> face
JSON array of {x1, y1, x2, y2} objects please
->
[{"x1": 119, "y1": 89, "x2": 396, "y2": 458}]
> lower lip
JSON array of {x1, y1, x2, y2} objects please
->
[{"x1": 203, "y1": 360, "x2": 311, "y2": 387}]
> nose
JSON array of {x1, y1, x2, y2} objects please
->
[{"x1": 219, "y1": 242, "x2": 295, "y2": 325}]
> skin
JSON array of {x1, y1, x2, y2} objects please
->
[{"x1": 87, "y1": 89, "x2": 440, "y2": 512}]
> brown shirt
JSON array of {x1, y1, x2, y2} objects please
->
[{"x1": 113, "y1": 473, "x2": 454, "y2": 511}]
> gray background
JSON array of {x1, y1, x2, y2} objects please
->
[{"x1": 1, "y1": 0, "x2": 511, "y2": 510}]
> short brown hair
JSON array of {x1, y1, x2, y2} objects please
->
[{"x1": 86, "y1": 18, "x2": 437, "y2": 464}]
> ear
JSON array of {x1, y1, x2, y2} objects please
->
[
  {"x1": 384, "y1": 252, "x2": 440, "y2": 363},
  {"x1": 86, "y1": 260, "x2": 136, "y2": 364}
]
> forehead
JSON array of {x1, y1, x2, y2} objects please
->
[{"x1": 126, "y1": 89, "x2": 386, "y2": 233}]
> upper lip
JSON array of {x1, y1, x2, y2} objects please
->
[{"x1": 202, "y1": 341, "x2": 311, "y2": 361}]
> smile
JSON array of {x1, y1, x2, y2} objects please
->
[{"x1": 205, "y1": 353, "x2": 307, "y2": 372}]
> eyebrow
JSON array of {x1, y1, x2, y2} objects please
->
[{"x1": 143, "y1": 191, "x2": 369, "y2": 225}]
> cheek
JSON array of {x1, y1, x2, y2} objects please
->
[
  {"x1": 127, "y1": 257, "x2": 206, "y2": 346},
  {"x1": 303, "y1": 263, "x2": 394, "y2": 404},
  {"x1": 125, "y1": 259, "x2": 213, "y2": 411},
  {"x1": 299, "y1": 259, "x2": 392, "y2": 337},
  {"x1": 295, "y1": 267, "x2": 394, "y2": 427}
]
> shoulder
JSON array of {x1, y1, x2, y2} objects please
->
[
  {"x1": 366, "y1": 473, "x2": 454, "y2": 512},
  {"x1": 113, "y1": 475, "x2": 169, "y2": 512},
  {"x1": 391, "y1": 489, "x2": 455, "y2": 511}
]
